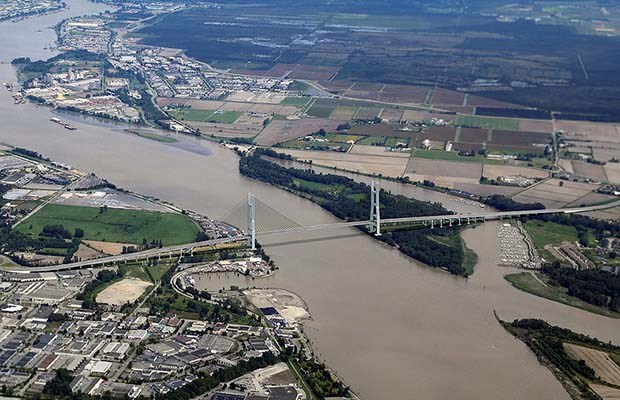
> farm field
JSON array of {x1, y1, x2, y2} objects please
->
[
  {"x1": 482, "y1": 164, "x2": 549, "y2": 180},
  {"x1": 513, "y1": 179, "x2": 599, "y2": 208},
  {"x1": 278, "y1": 149, "x2": 409, "y2": 177},
  {"x1": 255, "y1": 118, "x2": 345, "y2": 146},
  {"x1": 411, "y1": 149, "x2": 485, "y2": 163},
  {"x1": 349, "y1": 145, "x2": 410, "y2": 158},
  {"x1": 421, "y1": 126, "x2": 457, "y2": 142},
  {"x1": 187, "y1": 121, "x2": 263, "y2": 138},
  {"x1": 564, "y1": 343, "x2": 620, "y2": 386},
  {"x1": 168, "y1": 109, "x2": 242, "y2": 124},
  {"x1": 556, "y1": 120, "x2": 620, "y2": 142},
  {"x1": 405, "y1": 157, "x2": 483, "y2": 186},
  {"x1": 453, "y1": 182, "x2": 522, "y2": 197},
  {"x1": 590, "y1": 384, "x2": 620, "y2": 400},
  {"x1": 566, "y1": 192, "x2": 617, "y2": 208},
  {"x1": 140, "y1": 4, "x2": 620, "y2": 122},
  {"x1": 518, "y1": 119, "x2": 554, "y2": 133},
  {"x1": 349, "y1": 124, "x2": 419, "y2": 139},
  {"x1": 156, "y1": 98, "x2": 225, "y2": 110},
  {"x1": 280, "y1": 97, "x2": 311, "y2": 107},
  {"x1": 571, "y1": 160, "x2": 609, "y2": 182},
  {"x1": 456, "y1": 115, "x2": 519, "y2": 130},
  {"x1": 584, "y1": 206, "x2": 620, "y2": 222},
  {"x1": 605, "y1": 163, "x2": 620, "y2": 185},
  {"x1": 489, "y1": 130, "x2": 551, "y2": 152},
  {"x1": 16, "y1": 204, "x2": 200, "y2": 246}
]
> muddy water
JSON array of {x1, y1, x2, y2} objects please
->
[{"x1": 2, "y1": 3, "x2": 620, "y2": 399}]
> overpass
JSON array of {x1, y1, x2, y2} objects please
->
[{"x1": 3, "y1": 183, "x2": 618, "y2": 274}]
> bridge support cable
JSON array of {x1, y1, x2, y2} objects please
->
[
  {"x1": 248, "y1": 193, "x2": 256, "y2": 250},
  {"x1": 370, "y1": 180, "x2": 381, "y2": 236},
  {"x1": 223, "y1": 193, "x2": 302, "y2": 250},
  {"x1": 253, "y1": 197, "x2": 301, "y2": 234}
]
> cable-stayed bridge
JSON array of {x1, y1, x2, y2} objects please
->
[{"x1": 5, "y1": 182, "x2": 619, "y2": 273}]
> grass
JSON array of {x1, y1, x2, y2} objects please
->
[
  {"x1": 384, "y1": 137, "x2": 410, "y2": 147},
  {"x1": 147, "y1": 263, "x2": 174, "y2": 282},
  {"x1": 294, "y1": 179, "x2": 342, "y2": 192},
  {"x1": 126, "y1": 265, "x2": 151, "y2": 282},
  {"x1": 16, "y1": 204, "x2": 200, "y2": 246},
  {"x1": 0, "y1": 255, "x2": 19, "y2": 268},
  {"x1": 306, "y1": 105, "x2": 335, "y2": 118},
  {"x1": 129, "y1": 130, "x2": 177, "y2": 143},
  {"x1": 505, "y1": 272, "x2": 620, "y2": 318},
  {"x1": 456, "y1": 115, "x2": 519, "y2": 130},
  {"x1": 523, "y1": 220, "x2": 578, "y2": 250},
  {"x1": 321, "y1": 133, "x2": 364, "y2": 143},
  {"x1": 357, "y1": 136, "x2": 386, "y2": 145},
  {"x1": 411, "y1": 149, "x2": 485, "y2": 163},
  {"x1": 611, "y1": 353, "x2": 620, "y2": 367},
  {"x1": 280, "y1": 97, "x2": 311, "y2": 107},
  {"x1": 462, "y1": 239, "x2": 478, "y2": 277},
  {"x1": 169, "y1": 109, "x2": 241, "y2": 124},
  {"x1": 280, "y1": 140, "x2": 350, "y2": 152}
]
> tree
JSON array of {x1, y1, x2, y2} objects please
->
[{"x1": 43, "y1": 369, "x2": 73, "y2": 397}]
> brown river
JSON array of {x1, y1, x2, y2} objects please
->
[{"x1": 1, "y1": 2, "x2": 620, "y2": 398}]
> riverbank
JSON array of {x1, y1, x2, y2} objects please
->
[
  {"x1": 3, "y1": 4, "x2": 620, "y2": 397},
  {"x1": 240, "y1": 150, "x2": 475, "y2": 276}
]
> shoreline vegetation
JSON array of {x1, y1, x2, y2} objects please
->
[
  {"x1": 505, "y1": 272, "x2": 620, "y2": 319},
  {"x1": 499, "y1": 318, "x2": 620, "y2": 400},
  {"x1": 239, "y1": 149, "x2": 476, "y2": 277}
]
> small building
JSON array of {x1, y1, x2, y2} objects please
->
[
  {"x1": 84, "y1": 360, "x2": 112, "y2": 376},
  {"x1": 1, "y1": 172, "x2": 35, "y2": 186}
]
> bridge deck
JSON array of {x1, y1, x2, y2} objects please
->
[{"x1": 4, "y1": 201, "x2": 618, "y2": 273}]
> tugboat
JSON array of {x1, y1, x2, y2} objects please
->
[{"x1": 50, "y1": 117, "x2": 78, "y2": 131}]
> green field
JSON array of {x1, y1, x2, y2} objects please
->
[
  {"x1": 17, "y1": 204, "x2": 200, "y2": 246},
  {"x1": 306, "y1": 105, "x2": 335, "y2": 118},
  {"x1": 523, "y1": 220, "x2": 578, "y2": 250},
  {"x1": 280, "y1": 96, "x2": 311, "y2": 107},
  {"x1": 169, "y1": 109, "x2": 241, "y2": 123},
  {"x1": 384, "y1": 137, "x2": 410, "y2": 147},
  {"x1": 281, "y1": 140, "x2": 351, "y2": 152},
  {"x1": 357, "y1": 136, "x2": 386, "y2": 145},
  {"x1": 321, "y1": 133, "x2": 364, "y2": 143},
  {"x1": 130, "y1": 130, "x2": 177, "y2": 143},
  {"x1": 505, "y1": 272, "x2": 620, "y2": 318},
  {"x1": 147, "y1": 263, "x2": 174, "y2": 282},
  {"x1": 456, "y1": 115, "x2": 519, "y2": 130},
  {"x1": 462, "y1": 240, "x2": 478, "y2": 277},
  {"x1": 126, "y1": 265, "x2": 152, "y2": 282}
]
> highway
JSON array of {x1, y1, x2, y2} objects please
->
[
  {"x1": 258, "y1": 201, "x2": 620, "y2": 236},
  {"x1": 3, "y1": 235, "x2": 249, "y2": 273},
  {"x1": 2, "y1": 201, "x2": 618, "y2": 274}
]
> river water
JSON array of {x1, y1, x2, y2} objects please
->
[{"x1": 2, "y1": 2, "x2": 620, "y2": 399}]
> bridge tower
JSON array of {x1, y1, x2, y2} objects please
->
[
  {"x1": 247, "y1": 192, "x2": 256, "y2": 251},
  {"x1": 370, "y1": 180, "x2": 381, "y2": 236}
]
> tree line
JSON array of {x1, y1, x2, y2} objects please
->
[
  {"x1": 240, "y1": 151, "x2": 470, "y2": 276},
  {"x1": 543, "y1": 263, "x2": 620, "y2": 311}
]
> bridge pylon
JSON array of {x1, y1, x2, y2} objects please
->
[
  {"x1": 370, "y1": 180, "x2": 381, "y2": 236},
  {"x1": 247, "y1": 193, "x2": 256, "y2": 250}
]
